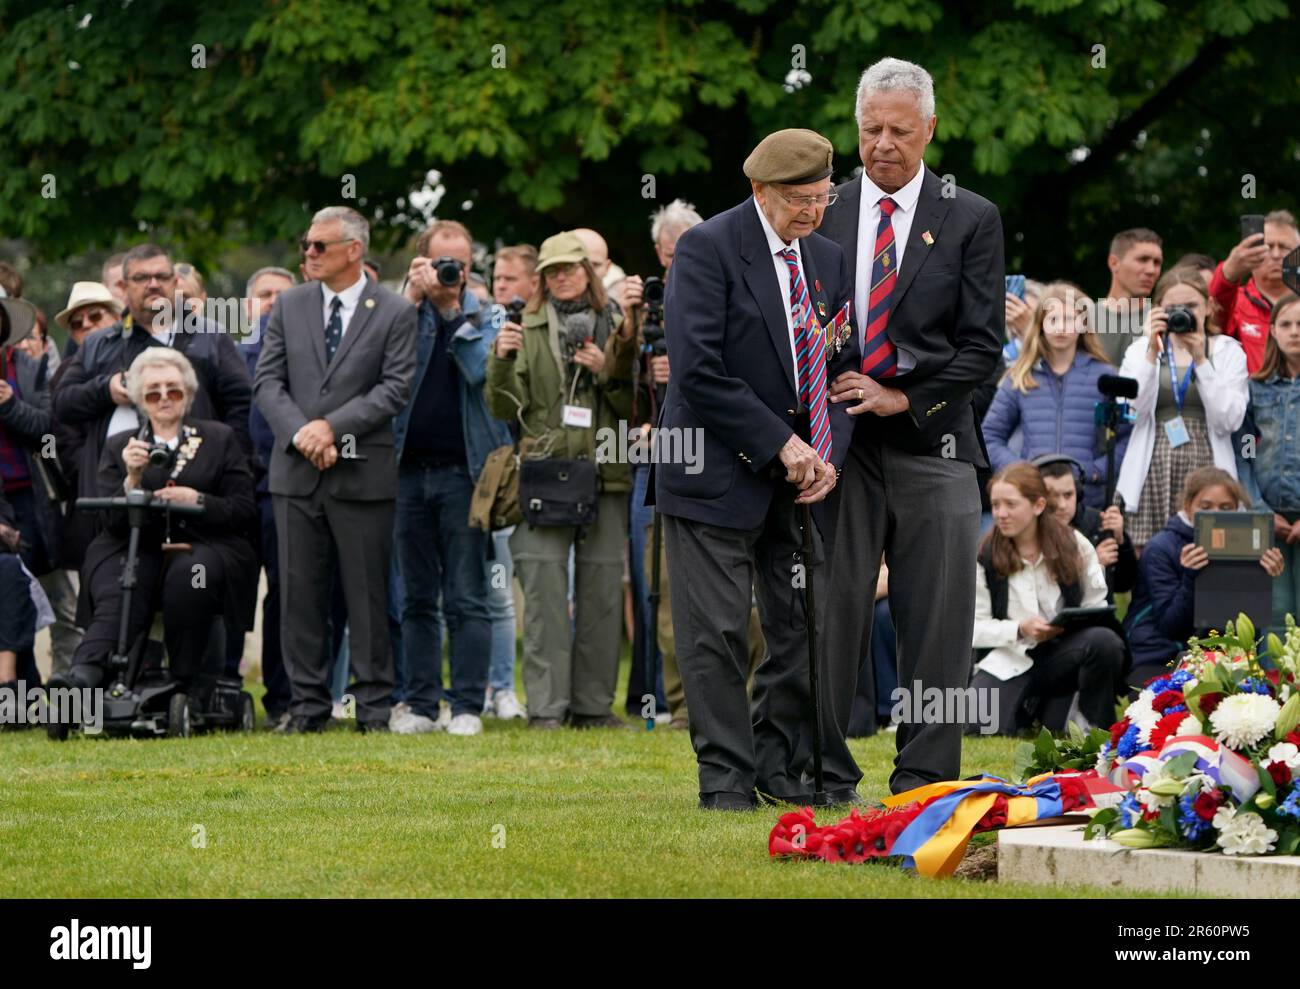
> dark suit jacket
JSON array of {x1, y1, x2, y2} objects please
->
[
  {"x1": 253, "y1": 278, "x2": 417, "y2": 501},
  {"x1": 80, "y1": 418, "x2": 259, "y2": 629},
  {"x1": 817, "y1": 166, "x2": 1003, "y2": 466},
  {"x1": 654, "y1": 196, "x2": 859, "y2": 531}
]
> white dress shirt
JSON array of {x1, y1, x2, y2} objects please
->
[
  {"x1": 972, "y1": 528, "x2": 1110, "y2": 681},
  {"x1": 321, "y1": 273, "x2": 368, "y2": 341},
  {"x1": 753, "y1": 197, "x2": 805, "y2": 387},
  {"x1": 853, "y1": 167, "x2": 925, "y2": 353}
]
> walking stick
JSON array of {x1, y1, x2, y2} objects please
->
[
  {"x1": 793, "y1": 410, "x2": 828, "y2": 806},
  {"x1": 647, "y1": 508, "x2": 663, "y2": 731}
]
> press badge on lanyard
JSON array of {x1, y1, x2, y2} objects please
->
[
  {"x1": 562, "y1": 405, "x2": 592, "y2": 428},
  {"x1": 1163, "y1": 348, "x2": 1195, "y2": 449}
]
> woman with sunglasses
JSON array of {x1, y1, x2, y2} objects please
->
[{"x1": 57, "y1": 348, "x2": 257, "y2": 700}]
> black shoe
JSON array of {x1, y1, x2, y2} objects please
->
[
  {"x1": 284, "y1": 714, "x2": 330, "y2": 735},
  {"x1": 699, "y1": 791, "x2": 758, "y2": 812},
  {"x1": 569, "y1": 712, "x2": 630, "y2": 730},
  {"x1": 264, "y1": 711, "x2": 291, "y2": 732},
  {"x1": 528, "y1": 716, "x2": 564, "y2": 730},
  {"x1": 755, "y1": 786, "x2": 815, "y2": 806},
  {"x1": 825, "y1": 787, "x2": 864, "y2": 805},
  {"x1": 356, "y1": 719, "x2": 389, "y2": 734}
]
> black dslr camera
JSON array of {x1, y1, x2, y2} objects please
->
[
  {"x1": 134, "y1": 421, "x2": 176, "y2": 471},
  {"x1": 1164, "y1": 303, "x2": 1197, "y2": 334},
  {"x1": 640, "y1": 276, "x2": 666, "y2": 358},
  {"x1": 432, "y1": 256, "x2": 464, "y2": 286}
]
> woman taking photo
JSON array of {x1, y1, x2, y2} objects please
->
[
  {"x1": 1116, "y1": 269, "x2": 1249, "y2": 549},
  {"x1": 1126, "y1": 466, "x2": 1284, "y2": 680},
  {"x1": 486, "y1": 231, "x2": 636, "y2": 730},
  {"x1": 970, "y1": 463, "x2": 1125, "y2": 735},
  {"x1": 983, "y1": 281, "x2": 1127, "y2": 509},
  {"x1": 57, "y1": 348, "x2": 257, "y2": 698},
  {"x1": 1240, "y1": 293, "x2": 1300, "y2": 632}
]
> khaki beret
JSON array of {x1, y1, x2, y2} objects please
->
[{"x1": 743, "y1": 128, "x2": 835, "y2": 185}]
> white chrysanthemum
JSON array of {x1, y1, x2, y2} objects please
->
[
  {"x1": 1208, "y1": 694, "x2": 1282, "y2": 750},
  {"x1": 1215, "y1": 811, "x2": 1277, "y2": 856},
  {"x1": 1127, "y1": 697, "x2": 1161, "y2": 744},
  {"x1": 1186, "y1": 773, "x2": 1217, "y2": 794},
  {"x1": 1175, "y1": 714, "x2": 1203, "y2": 737},
  {"x1": 1266, "y1": 742, "x2": 1300, "y2": 773},
  {"x1": 1212, "y1": 805, "x2": 1236, "y2": 831}
]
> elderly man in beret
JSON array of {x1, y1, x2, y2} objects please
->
[{"x1": 653, "y1": 128, "x2": 862, "y2": 810}]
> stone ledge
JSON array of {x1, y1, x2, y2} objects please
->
[{"x1": 998, "y1": 824, "x2": 1300, "y2": 897}]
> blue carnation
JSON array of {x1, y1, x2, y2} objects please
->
[
  {"x1": 1120, "y1": 793, "x2": 1143, "y2": 829},
  {"x1": 1165, "y1": 704, "x2": 1187, "y2": 715},
  {"x1": 1117, "y1": 724, "x2": 1143, "y2": 758},
  {"x1": 1170, "y1": 670, "x2": 1194, "y2": 687},
  {"x1": 1178, "y1": 793, "x2": 1210, "y2": 840},
  {"x1": 1280, "y1": 787, "x2": 1300, "y2": 820},
  {"x1": 1148, "y1": 677, "x2": 1172, "y2": 695},
  {"x1": 1238, "y1": 677, "x2": 1271, "y2": 695}
]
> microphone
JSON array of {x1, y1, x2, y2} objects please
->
[{"x1": 1097, "y1": 374, "x2": 1138, "y2": 400}]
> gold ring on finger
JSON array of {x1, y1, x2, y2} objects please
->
[{"x1": 858, "y1": 388, "x2": 864, "y2": 401}]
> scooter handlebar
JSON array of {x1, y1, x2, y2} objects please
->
[{"x1": 76, "y1": 495, "x2": 206, "y2": 517}]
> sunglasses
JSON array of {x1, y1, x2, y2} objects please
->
[
  {"x1": 142, "y1": 388, "x2": 185, "y2": 405},
  {"x1": 70, "y1": 307, "x2": 112, "y2": 331},
  {"x1": 300, "y1": 237, "x2": 355, "y2": 256}
]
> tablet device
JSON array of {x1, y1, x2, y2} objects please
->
[
  {"x1": 1194, "y1": 511, "x2": 1273, "y2": 561},
  {"x1": 1047, "y1": 605, "x2": 1115, "y2": 629}
]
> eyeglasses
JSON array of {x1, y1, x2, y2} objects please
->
[
  {"x1": 128, "y1": 271, "x2": 176, "y2": 285},
  {"x1": 142, "y1": 388, "x2": 185, "y2": 405},
  {"x1": 300, "y1": 237, "x2": 355, "y2": 256},
  {"x1": 70, "y1": 307, "x2": 113, "y2": 331},
  {"x1": 773, "y1": 190, "x2": 838, "y2": 209},
  {"x1": 544, "y1": 262, "x2": 580, "y2": 277}
]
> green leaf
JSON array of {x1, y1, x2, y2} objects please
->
[
  {"x1": 1162, "y1": 751, "x2": 1200, "y2": 778},
  {"x1": 1258, "y1": 764, "x2": 1277, "y2": 797},
  {"x1": 1275, "y1": 692, "x2": 1300, "y2": 740}
]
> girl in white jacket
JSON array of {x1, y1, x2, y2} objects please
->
[{"x1": 1116, "y1": 269, "x2": 1248, "y2": 548}]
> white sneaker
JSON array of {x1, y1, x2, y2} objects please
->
[
  {"x1": 437, "y1": 701, "x2": 452, "y2": 730},
  {"x1": 447, "y1": 713, "x2": 483, "y2": 736},
  {"x1": 493, "y1": 690, "x2": 527, "y2": 720},
  {"x1": 393, "y1": 700, "x2": 412, "y2": 717},
  {"x1": 482, "y1": 688, "x2": 495, "y2": 717},
  {"x1": 330, "y1": 700, "x2": 348, "y2": 720},
  {"x1": 654, "y1": 710, "x2": 673, "y2": 727},
  {"x1": 391, "y1": 711, "x2": 442, "y2": 734}
]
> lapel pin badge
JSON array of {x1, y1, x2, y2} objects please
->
[
  {"x1": 921, "y1": 230, "x2": 934, "y2": 246},
  {"x1": 814, "y1": 278, "x2": 821, "y2": 293},
  {"x1": 817, "y1": 301, "x2": 826, "y2": 317},
  {"x1": 364, "y1": 298, "x2": 376, "y2": 308}
]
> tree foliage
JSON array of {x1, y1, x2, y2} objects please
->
[{"x1": 0, "y1": 0, "x2": 1295, "y2": 291}]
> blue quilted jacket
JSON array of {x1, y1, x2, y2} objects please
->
[{"x1": 981, "y1": 352, "x2": 1131, "y2": 508}]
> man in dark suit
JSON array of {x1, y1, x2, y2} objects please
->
[
  {"x1": 253, "y1": 206, "x2": 417, "y2": 734},
  {"x1": 818, "y1": 57, "x2": 1004, "y2": 793},
  {"x1": 656, "y1": 129, "x2": 861, "y2": 810}
]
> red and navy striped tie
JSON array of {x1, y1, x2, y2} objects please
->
[
  {"x1": 780, "y1": 248, "x2": 832, "y2": 463},
  {"x1": 862, "y1": 196, "x2": 900, "y2": 378}
]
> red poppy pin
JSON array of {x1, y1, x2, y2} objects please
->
[{"x1": 814, "y1": 278, "x2": 821, "y2": 292}]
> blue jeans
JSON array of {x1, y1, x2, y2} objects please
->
[
  {"x1": 396, "y1": 464, "x2": 490, "y2": 718},
  {"x1": 487, "y1": 527, "x2": 516, "y2": 693},
  {"x1": 630, "y1": 466, "x2": 667, "y2": 711}
]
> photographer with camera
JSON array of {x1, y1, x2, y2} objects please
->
[
  {"x1": 55, "y1": 348, "x2": 257, "y2": 697},
  {"x1": 391, "y1": 221, "x2": 512, "y2": 736},
  {"x1": 1116, "y1": 269, "x2": 1249, "y2": 549},
  {"x1": 618, "y1": 200, "x2": 704, "y2": 728},
  {"x1": 486, "y1": 231, "x2": 636, "y2": 729},
  {"x1": 1125, "y1": 466, "x2": 1283, "y2": 682},
  {"x1": 1037, "y1": 455, "x2": 1137, "y2": 596},
  {"x1": 1210, "y1": 209, "x2": 1300, "y2": 373}
]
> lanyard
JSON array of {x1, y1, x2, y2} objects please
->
[{"x1": 1165, "y1": 345, "x2": 1195, "y2": 412}]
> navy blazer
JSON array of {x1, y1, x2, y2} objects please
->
[
  {"x1": 653, "y1": 196, "x2": 859, "y2": 531},
  {"x1": 817, "y1": 166, "x2": 1004, "y2": 466}
]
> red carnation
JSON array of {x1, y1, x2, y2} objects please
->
[
  {"x1": 1267, "y1": 761, "x2": 1292, "y2": 787},
  {"x1": 975, "y1": 795, "x2": 1009, "y2": 831},
  {"x1": 1152, "y1": 690, "x2": 1185, "y2": 713},
  {"x1": 1199, "y1": 692, "x2": 1224, "y2": 716},
  {"x1": 1148, "y1": 711, "x2": 1190, "y2": 751},
  {"x1": 1109, "y1": 718, "x2": 1131, "y2": 748},
  {"x1": 1266, "y1": 669, "x2": 1281, "y2": 688},
  {"x1": 1287, "y1": 730, "x2": 1300, "y2": 748},
  {"x1": 1193, "y1": 790, "x2": 1225, "y2": 821}
]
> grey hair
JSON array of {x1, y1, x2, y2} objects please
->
[
  {"x1": 126, "y1": 346, "x2": 199, "y2": 413},
  {"x1": 650, "y1": 199, "x2": 704, "y2": 244},
  {"x1": 311, "y1": 205, "x2": 370, "y2": 253},
  {"x1": 245, "y1": 266, "x2": 298, "y2": 298},
  {"x1": 854, "y1": 57, "x2": 935, "y2": 125}
]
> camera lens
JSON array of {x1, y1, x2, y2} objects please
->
[
  {"x1": 1166, "y1": 305, "x2": 1195, "y2": 334},
  {"x1": 435, "y1": 257, "x2": 463, "y2": 287}
]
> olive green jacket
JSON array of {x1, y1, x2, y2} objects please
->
[{"x1": 485, "y1": 301, "x2": 636, "y2": 493}]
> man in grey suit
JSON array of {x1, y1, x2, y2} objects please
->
[
  {"x1": 817, "y1": 58, "x2": 1004, "y2": 793},
  {"x1": 254, "y1": 206, "x2": 417, "y2": 733}
]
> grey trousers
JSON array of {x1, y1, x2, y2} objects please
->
[
  {"x1": 823, "y1": 440, "x2": 980, "y2": 794},
  {"x1": 663, "y1": 486, "x2": 858, "y2": 799},
  {"x1": 510, "y1": 492, "x2": 627, "y2": 720},
  {"x1": 275, "y1": 489, "x2": 395, "y2": 723}
]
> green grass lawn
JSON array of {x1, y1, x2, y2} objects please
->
[{"x1": 0, "y1": 657, "x2": 1144, "y2": 898}]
